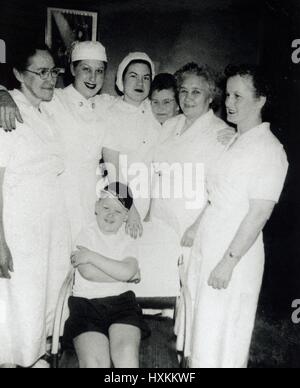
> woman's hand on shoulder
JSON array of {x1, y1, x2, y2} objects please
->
[
  {"x1": 217, "y1": 127, "x2": 236, "y2": 146},
  {"x1": 0, "y1": 91, "x2": 23, "y2": 131}
]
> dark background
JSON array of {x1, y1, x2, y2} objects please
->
[{"x1": 0, "y1": 0, "x2": 299, "y2": 321}]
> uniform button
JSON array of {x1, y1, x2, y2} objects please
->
[
  {"x1": 79, "y1": 102, "x2": 84, "y2": 107},
  {"x1": 143, "y1": 141, "x2": 146, "y2": 144}
]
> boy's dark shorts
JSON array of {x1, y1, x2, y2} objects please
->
[{"x1": 62, "y1": 291, "x2": 150, "y2": 350}]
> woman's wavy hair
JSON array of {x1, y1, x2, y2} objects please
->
[{"x1": 174, "y1": 62, "x2": 222, "y2": 111}]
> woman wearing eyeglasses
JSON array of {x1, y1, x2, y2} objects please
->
[{"x1": 0, "y1": 43, "x2": 71, "y2": 368}]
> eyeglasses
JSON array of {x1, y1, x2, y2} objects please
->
[{"x1": 25, "y1": 68, "x2": 63, "y2": 80}]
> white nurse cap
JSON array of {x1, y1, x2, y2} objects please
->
[
  {"x1": 71, "y1": 41, "x2": 108, "y2": 62},
  {"x1": 116, "y1": 52, "x2": 155, "y2": 93}
]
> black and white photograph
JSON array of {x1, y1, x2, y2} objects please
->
[{"x1": 0, "y1": 0, "x2": 299, "y2": 371}]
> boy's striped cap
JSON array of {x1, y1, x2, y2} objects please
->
[{"x1": 101, "y1": 182, "x2": 133, "y2": 211}]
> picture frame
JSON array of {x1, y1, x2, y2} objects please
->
[{"x1": 45, "y1": 7, "x2": 98, "y2": 68}]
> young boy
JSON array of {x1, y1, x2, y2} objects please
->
[
  {"x1": 150, "y1": 73, "x2": 179, "y2": 125},
  {"x1": 63, "y1": 182, "x2": 149, "y2": 368}
]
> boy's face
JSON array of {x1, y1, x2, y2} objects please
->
[
  {"x1": 95, "y1": 197, "x2": 128, "y2": 235},
  {"x1": 151, "y1": 89, "x2": 178, "y2": 124}
]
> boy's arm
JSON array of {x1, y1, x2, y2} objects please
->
[
  {"x1": 78, "y1": 263, "x2": 118, "y2": 283},
  {"x1": 79, "y1": 264, "x2": 140, "y2": 284},
  {"x1": 72, "y1": 246, "x2": 139, "y2": 282},
  {"x1": 0, "y1": 89, "x2": 23, "y2": 131}
]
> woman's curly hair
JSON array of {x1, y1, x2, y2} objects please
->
[{"x1": 174, "y1": 62, "x2": 222, "y2": 111}]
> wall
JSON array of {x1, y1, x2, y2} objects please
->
[{"x1": 0, "y1": 0, "x2": 261, "y2": 93}]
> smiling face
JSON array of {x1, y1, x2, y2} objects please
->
[
  {"x1": 226, "y1": 75, "x2": 266, "y2": 129},
  {"x1": 71, "y1": 59, "x2": 106, "y2": 100},
  {"x1": 151, "y1": 89, "x2": 178, "y2": 124},
  {"x1": 14, "y1": 50, "x2": 56, "y2": 107},
  {"x1": 95, "y1": 197, "x2": 128, "y2": 235},
  {"x1": 178, "y1": 74, "x2": 212, "y2": 122},
  {"x1": 123, "y1": 62, "x2": 151, "y2": 106}
]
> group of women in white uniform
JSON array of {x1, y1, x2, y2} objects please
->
[{"x1": 0, "y1": 38, "x2": 288, "y2": 368}]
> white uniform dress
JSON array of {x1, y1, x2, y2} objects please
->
[
  {"x1": 103, "y1": 98, "x2": 160, "y2": 220},
  {"x1": 187, "y1": 123, "x2": 288, "y2": 368},
  {"x1": 139, "y1": 111, "x2": 229, "y2": 298},
  {"x1": 0, "y1": 90, "x2": 71, "y2": 367},
  {"x1": 43, "y1": 85, "x2": 115, "y2": 245},
  {"x1": 152, "y1": 110, "x2": 229, "y2": 239}
]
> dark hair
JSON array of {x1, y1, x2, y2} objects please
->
[
  {"x1": 72, "y1": 60, "x2": 108, "y2": 71},
  {"x1": 150, "y1": 73, "x2": 177, "y2": 98},
  {"x1": 122, "y1": 59, "x2": 152, "y2": 81},
  {"x1": 174, "y1": 62, "x2": 221, "y2": 110},
  {"x1": 225, "y1": 64, "x2": 272, "y2": 118},
  {"x1": 12, "y1": 42, "x2": 55, "y2": 72},
  {"x1": 103, "y1": 182, "x2": 133, "y2": 211}
]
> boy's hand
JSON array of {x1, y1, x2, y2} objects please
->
[
  {"x1": 128, "y1": 269, "x2": 141, "y2": 284},
  {"x1": 71, "y1": 246, "x2": 92, "y2": 267}
]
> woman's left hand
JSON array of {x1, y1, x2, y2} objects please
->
[
  {"x1": 71, "y1": 246, "x2": 92, "y2": 267},
  {"x1": 208, "y1": 256, "x2": 236, "y2": 290}
]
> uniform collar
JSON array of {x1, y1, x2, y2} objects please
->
[
  {"x1": 176, "y1": 109, "x2": 215, "y2": 136},
  {"x1": 10, "y1": 89, "x2": 40, "y2": 111},
  {"x1": 192, "y1": 109, "x2": 215, "y2": 128},
  {"x1": 65, "y1": 84, "x2": 97, "y2": 109},
  {"x1": 114, "y1": 97, "x2": 151, "y2": 114},
  {"x1": 238, "y1": 122, "x2": 270, "y2": 140}
]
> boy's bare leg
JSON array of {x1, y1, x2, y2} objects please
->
[
  {"x1": 109, "y1": 324, "x2": 141, "y2": 368},
  {"x1": 74, "y1": 332, "x2": 111, "y2": 368}
]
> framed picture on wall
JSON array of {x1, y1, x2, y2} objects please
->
[{"x1": 45, "y1": 7, "x2": 98, "y2": 68}]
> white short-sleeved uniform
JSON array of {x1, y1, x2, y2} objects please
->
[
  {"x1": 73, "y1": 221, "x2": 138, "y2": 300},
  {"x1": 42, "y1": 86, "x2": 116, "y2": 245},
  {"x1": 0, "y1": 90, "x2": 71, "y2": 367},
  {"x1": 137, "y1": 111, "x2": 229, "y2": 298},
  {"x1": 186, "y1": 123, "x2": 288, "y2": 368},
  {"x1": 103, "y1": 98, "x2": 160, "y2": 219}
]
